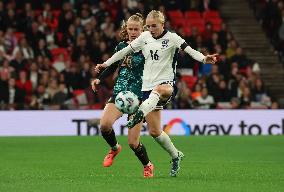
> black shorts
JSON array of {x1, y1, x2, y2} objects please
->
[
  {"x1": 142, "y1": 81, "x2": 177, "y2": 110},
  {"x1": 107, "y1": 94, "x2": 142, "y2": 104}
]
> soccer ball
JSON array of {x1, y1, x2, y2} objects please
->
[{"x1": 115, "y1": 91, "x2": 139, "y2": 114}]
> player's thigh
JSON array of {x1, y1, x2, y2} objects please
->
[
  {"x1": 100, "y1": 103, "x2": 122, "y2": 132},
  {"x1": 145, "y1": 110, "x2": 162, "y2": 137},
  {"x1": 153, "y1": 84, "x2": 173, "y2": 100},
  {"x1": 128, "y1": 122, "x2": 143, "y2": 147}
]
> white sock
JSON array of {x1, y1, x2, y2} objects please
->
[
  {"x1": 145, "y1": 161, "x2": 152, "y2": 167},
  {"x1": 139, "y1": 91, "x2": 160, "y2": 116},
  {"x1": 154, "y1": 131, "x2": 178, "y2": 159}
]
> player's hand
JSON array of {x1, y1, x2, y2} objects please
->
[
  {"x1": 94, "y1": 63, "x2": 108, "y2": 73},
  {"x1": 204, "y1": 54, "x2": 219, "y2": 64},
  {"x1": 91, "y1": 79, "x2": 100, "y2": 92}
]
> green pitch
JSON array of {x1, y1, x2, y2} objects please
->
[{"x1": 0, "y1": 136, "x2": 283, "y2": 192}]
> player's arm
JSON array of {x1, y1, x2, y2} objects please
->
[
  {"x1": 173, "y1": 33, "x2": 218, "y2": 64},
  {"x1": 91, "y1": 63, "x2": 119, "y2": 92},
  {"x1": 94, "y1": 46, "x2": 133, "y2": 73},
  {"x1": 182, "y1": 43, "x2": 218, "y2": 64},
  {"x1": 95, "y1": 32, "x2": 145, "y2": 73}
]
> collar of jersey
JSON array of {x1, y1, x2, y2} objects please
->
[{"x1": 153, "y1": 30, "x2": 168, "y2": 40}]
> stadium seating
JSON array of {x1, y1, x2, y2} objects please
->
[{"x1": 181, "y1": 75, "x2": 198, "y2": 89}]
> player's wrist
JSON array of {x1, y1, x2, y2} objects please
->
[
  {"x1": 202, "y1": 57, "x2": 206, "y2": 64},
  {"x1": 104, "y1": 62, "x2": 110, "y2": 67}
]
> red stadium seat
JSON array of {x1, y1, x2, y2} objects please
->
[
  {"x1": 171, "y1": 17, "x2": 186, "y2": 29},
  {"x1": 185, "y1": 18, "x2": 205, "y2": 33},
  {"x1": 14, "y1": 32, "x2": 24, "y2": 41},
  {"x1": 73, "y1": 89, "x2": 84, "y2": 96},
  {"x1": 34, "y1": 10, "x2": 42, "y2": 17},
  {"x1": 181, "y1": 75, "x2": 198, "y2": 89},
  {"x1": 52, "y1": 10, "x2": 61, "y2": 18},
  {"x1": 202, "y1": 10, "x2": 220, "y2": 20},
  {"x1": 50, "y1": 47, "x2": 69, "y2": 61},
  {"x1": 167, "y1": 10, "x2": 183, "y2": 19},
  {"x1": 239, "y1": 67, "x2": 248, "y2": 76},
  {"x1": 183, "y1": 26, "x2": 191, "y2": 36},
  {"x1": 205, "y1": 18, "x2": 223, "y2": 31},
  {"x1": 185, "y1": 11, "x2": 201, "y2": 19},
  {"x1": 91, "y1": 103, "x2": 103, "y2": 109},
  {"x1": 56, "y1": 32, "x2": 63, "y2": 44}
]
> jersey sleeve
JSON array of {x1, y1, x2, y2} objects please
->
[
  {"x1": 172, "y1": 33, "x2": 186, "y2": 49},
  {"x1": 105, "y1": 46, "x2": 133, "y2": 66},
  {"x1": 129, "y1": 32, "x2": 147, "y2": 52},
  {"x1": 171, "y1": 33, "x2": 205, "y2": 63},
  {"x1": 97, "y1": 63, "x2": 119, "y2": 80},
  {"x1": 98, "y1": 43, "x2": 122, "y2": 78},
  {"x1": 105, "y1": 33, "x2": 146, "y2": 66}
]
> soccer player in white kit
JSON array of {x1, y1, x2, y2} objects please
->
[{"x1": 95, "y1": 10, "x2": 218, "y2": 177}]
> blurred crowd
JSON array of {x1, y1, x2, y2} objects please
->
[
  {"x1": 249, "y1": 0, "x2": 284, "y2": 65},
  {"x1": 0, "y1": 0, "x2": 280, "y2": 110}
]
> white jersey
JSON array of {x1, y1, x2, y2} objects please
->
[
  {"x1": 104, "y1": 30, "x2": 205, "y2": 91},
  {"x1": 130, "y1": 31, "x2": 185, "y2": 91}
]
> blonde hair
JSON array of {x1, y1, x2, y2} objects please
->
[
  {"x1": 119, "y1": 13, "x2": 144, "y2": 41},
  {"x1": 147, "y1": 10, "x2": 165, "y2": 24}
]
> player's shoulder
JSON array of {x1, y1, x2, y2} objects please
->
[
  {"x1": 116, "y1": 41, "x2": 128, "y2": 51},
  {"x1": 166, "y1": 30, "x2": 182, "y2": 39},
  {"x1": 140, "y1": 31, "x2": 151, "y2": 38},
  {"x1": 117, "y1": 41, "x2": 128, "y2": 47}
]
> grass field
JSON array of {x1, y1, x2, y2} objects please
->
[{"x1": 0, "y1": 136, "x2": 284, "y2": 192}]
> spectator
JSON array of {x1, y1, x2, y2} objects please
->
[
  {"x1": 10, "y1": 51, "x2": 27, "y2": 73},
  {"x1": 46, "y1": 78, "x2": 59, "y2": 100},
  {"x1": 0, "y1": 72, "x2": 9, "y2": 105},
  {"x1": 16, "y1": 70, "x2": 32, "y2": 104},
  {"x1": 214, "y1": 80, "x2": 231, "y2": 102},
  {"x1": 29, "y1": 84, "x2": 50, "y2": 110},
  {"x1": 62, "y1": 24, "x2": 76, "y2": 50},
  {"x1": 26, "y1": 22, "x2": 45, "y2": 50},
  {"x1": 51, "y1": 83, "x2": 68, "y2": 109},
  {"x1": 0, "y1": 1, "x2": 5, "y2": 31},
  {"x1": 0, "y1": 0, "x2": 277, "y2": 109},
  {"x1": 230, "y1": 47, "x2": 250, "y2": 70},
  {"x1": 239, "y1": 87, "x2": 253, "y2": 109},
  {"x1": 195, "y1": 87, "x2": 215, "y2": 109},
  {"x1": 29, "y1": 62, "x2": 39, "y2": 91},
  {"x1": 79, "y1": 61, "x2": 92, "y2": 89},
  {"x1": 34, "y1": 39, "x2": 52, "y2": 59},
  {"x1": 0, "y1": 59, "x2": 14, "y2": 80},
  {"x1": 251, "y1": 78, "x2": 270, "y2": 102},
  {"x1": 12, "y1": 37, "x2": 34, "y2": 60},
  {"x1": 270, "y1": 101, "x2": 279, "y2": 109},
  {"x1": 7, "y1": 78, "x2": 26, "y2": 110},
  {"x1": 5, "y1": 9, "x2": 18, "y2": 30},
  {"x1": 4, "y1": 28, "x2": 17, "y2": 55},
  {"x1": 230, "y1": 97, "x2": 241, "y2": 109},
  {"x1": 202, "y1": 22, "x2": 214, "y2": 45},
  {"x1": 175, "y1": 73, "x2": 193, "y2": 109},
  {"x1": 226, "y1": 39, "x2": 238, "y2": 58}
]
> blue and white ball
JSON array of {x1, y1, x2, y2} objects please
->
[{"x1": 115, "y1": 91, "x2": 139, "y2": 114}]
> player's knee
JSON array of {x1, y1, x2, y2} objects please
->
[
  {"x1": 154, "y1": 85, "x2": 172, "y2": 99},
  {"x1": 149, "y1": 129, "x2": 161, "y2": 138},
  {"x1": 128, "y1": 143, "x2": 139, "y2": 150},
  {"x1": 99, "y1": 122, "x2": 112, "y2": 132}
]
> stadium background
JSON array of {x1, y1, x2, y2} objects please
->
[{"x1": 0, "y1": 0, "x2": 283, "y2": 191}]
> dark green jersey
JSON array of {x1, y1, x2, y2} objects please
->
[{"x1": 113, "y1": 42, "x2": 145, "y2": 99}]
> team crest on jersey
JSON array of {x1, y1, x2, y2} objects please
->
[{"x1": 161, "y1": 39, "x2": 169, "y2": 48}]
